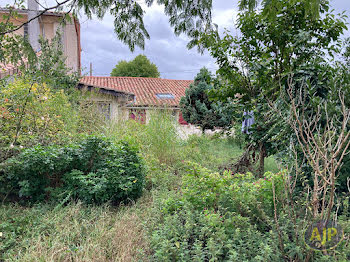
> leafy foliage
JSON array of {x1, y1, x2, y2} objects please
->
[
  {"x1": 151, "y1": 206, "x2": 280, "y2": 261},
  {"x1": 0, "y1": 1, "x2": 36, "y2": 67},
  {"x1": 26, "y1": 33, "x2": 80, "y2": 90},
  {"x1": 180, "y1": 68, "x2": 234, "y2": 132},
  {"x1": 149, "y1": 163, "x2": 286, "y2": 261},
  {"x1": 177, "y1": 1, "x2": 350, "y2": 259},
  {"x1": 0, "y1": 79, "x2": 78, "y2": 162},
  {"x1": 170, "y1": 163, "x2": 284, "y2": 225},
  {"x1": 0, "y1": 32, "x2": 98, "y2": 163},
  {"x1": 343, "y1": 37, "x2": 350, "y2": 66},
  {"x1": 192, "y1": 0, "x2": 348, "y2": 178},
  {"x1": 0, "y1": 136, "x2": 145, "y2": 204},
  {"x1": 238, "y1": 0, "x2": 326, "y2": 19},
  {"x1": 110, "y1": 54, "x2": 160, "y2": 78},
  {"x1": 149, "y1": 163, "x2": 350, "y2": 261}
]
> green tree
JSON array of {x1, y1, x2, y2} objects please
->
[
  {"x1": 343, "y1": 37, "x2": 350, "y2": 66},
  {"x1": 110, "y1": 55, "x2": 160, "y2": 78},
  {"x1": 238, "y1": 0, "x2": 325, "y2": 19},
  {"x1": 195, "y1": 0, "x2": 347, "y2": 175},
  {"x1": 0, "y1": 32, "x2": 83, "y2": 162},
  {"x1": 180, "y1": 68, "x2": 234, "y2": 133},
  {"x1": 188, "y1": 1, "x2": 350, "y2": 260}
]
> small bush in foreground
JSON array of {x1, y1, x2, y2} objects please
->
[
  {"x1": 148, "y1": 163, "x2": 285, "y2": 261},
  {"x1": 150, "y1": 206, "x2": 280, "y2": 261},
  {"x1": 0, "y1": 136, "x2": 145, "y2": 204},
  {"x1": 148, "y1": 163, "x2": 349, "y2": 261}
]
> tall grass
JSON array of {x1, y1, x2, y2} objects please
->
[
  {"x1": 264, "y1": 155, "x2": 280, "y2": 173},
  {"x1": 104, "y1": 109, "x2": 180, "y2": 164},
  {"x1": 0, "y1": 109, "x2": 281, "y2": 261},
  {"x1": 182, "y1": 135, "x2": 243, "y2": 171},
  {"x1": 0, "y1": 195, "x2": 152, "y2": 262}
]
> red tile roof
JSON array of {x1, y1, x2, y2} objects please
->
[{"x1": 80, "y1": 76, "x2": 193, "y2": 107}]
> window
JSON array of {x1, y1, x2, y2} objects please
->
[
  {"x1": 41, "y1": 24, "x2": 45, "y2": 38},
  {"x1": 129, "y1": 109, "x2": 146, "y2": 124},
  {"x1": 156, "y1": 93, "x2": 175, "y2": 99},
  {"x1": 97, "y1": 102, "x2": 111, "y2": 120},
  {"x1": 24, "y1": 23, "x2": 28, "y2": 38}
]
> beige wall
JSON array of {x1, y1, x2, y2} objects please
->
[
  {"x1": 1, "y1": 12, "x2": 80, "y2": 73},
  {"x1": 70, "y1": 86, "x2": 181, "y2": 124},
  {"x1": 87, "y1": 93, "x2": 120, "y2": 120},
  {"x1": 122, "y1": 107, "x2": 180, "y2": 124},
  {"x1": 79, "y1": 87, "x2": 135, "y2": 121}
]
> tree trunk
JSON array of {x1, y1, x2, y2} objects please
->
[{"x1": 258, "y1": 142, "x2": 265, "y2": 177}]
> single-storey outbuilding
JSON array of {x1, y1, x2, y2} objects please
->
[{"x1": 78, "y1": 76, "x2": 192, "y2": 124}]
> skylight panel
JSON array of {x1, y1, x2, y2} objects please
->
[{"x1": 156, "y1": 93, "x2": 175, "y2": 99}]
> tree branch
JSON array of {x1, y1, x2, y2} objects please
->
[{"x1": 0, "y1": 0, "x2": 73, "y2": 36}]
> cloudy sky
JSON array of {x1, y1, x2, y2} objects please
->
[
  {"x1": 80, "y1": 0, "x2": 350, "y2": 79},
  {"x1": 3, "y1": 0, "x2": 350, "y2": 79},
  {"x1": 80, "y1": 1, "x2": 239, "y2": 79}
]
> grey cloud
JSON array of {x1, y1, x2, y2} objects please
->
[
  {"x1": 213, "y1": 0, "x2": 240, "y2": 10},
  {"x1": 80, "y1": 1, "x2": 234, "y2": 79},
  {"x1": 4, "y1": 1, "x2": 348, "y2": 79},
  {"x1": 80, "y1": 0, "x2": 350, "y2": 80}
]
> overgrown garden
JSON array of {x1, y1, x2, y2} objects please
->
[{"x1": 0, "y1": 0, "x2": 349, "y2": 261}]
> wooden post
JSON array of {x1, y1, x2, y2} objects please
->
[{"x1": 258, "y1": 142, "x2": 265, "y2": 177}]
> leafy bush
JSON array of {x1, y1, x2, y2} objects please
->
[
  {"x1": 0, "y1": 136, "x2": 145, "y2": 204},
  {"x1": 149, "y1": 162, "x2": 350, "y2": 261},
  {"x1": 148, "y1": 163, "x2": 286, "y2": 260},
  {"x1": 174, "y1": 163, "x2": 284, "y2": 224},
  {"x1": 150, "y1": 205, "x2": 281, "y2": 261},
  {"x1": 0, "y1": 79, "x2": 78, "y2": 161},
  {"x1": 0, "y1": 32, "x2": 90, "y2": 163}
]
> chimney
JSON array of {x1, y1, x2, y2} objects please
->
[{"x1": 27, "y1": 0, "x2": 40, "y2": 51}]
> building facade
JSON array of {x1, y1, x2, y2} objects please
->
[
  {"x1": 0, "y1": 2, "x2": 81, "y2": 78},
  {"x1": 79, "y1": 76, "x2": 192, "y2": 124}
]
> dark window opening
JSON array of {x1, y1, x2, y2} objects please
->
[
  {"x1": 129, "y1": 109, "x2": 146, "y2": 124},
  {"x1": 24, "y1": 23, "x2": 28, "y2": 38},
  {"x1": 97, "y1": 102, "x2": 111, "y2": 120}
]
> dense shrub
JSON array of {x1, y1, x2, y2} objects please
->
[
  {"x1": 0, "y1": 79, "x2": 77, "y2": 161},
  {"x1": 151, "y1": 205, "x2": 281, "y2": 261},
  {"x1": 148, "y1": 163, "x2": 286, "y2": 260},
  {"x1": 149, "y1": 163, "x2": 350, "y2": 261},
  {"x1": 0, "y1": 136, "x2": 145, "y2": 204},
  {"x1": 166, "y1": 163, "x2": 284, "y2": 226}
]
